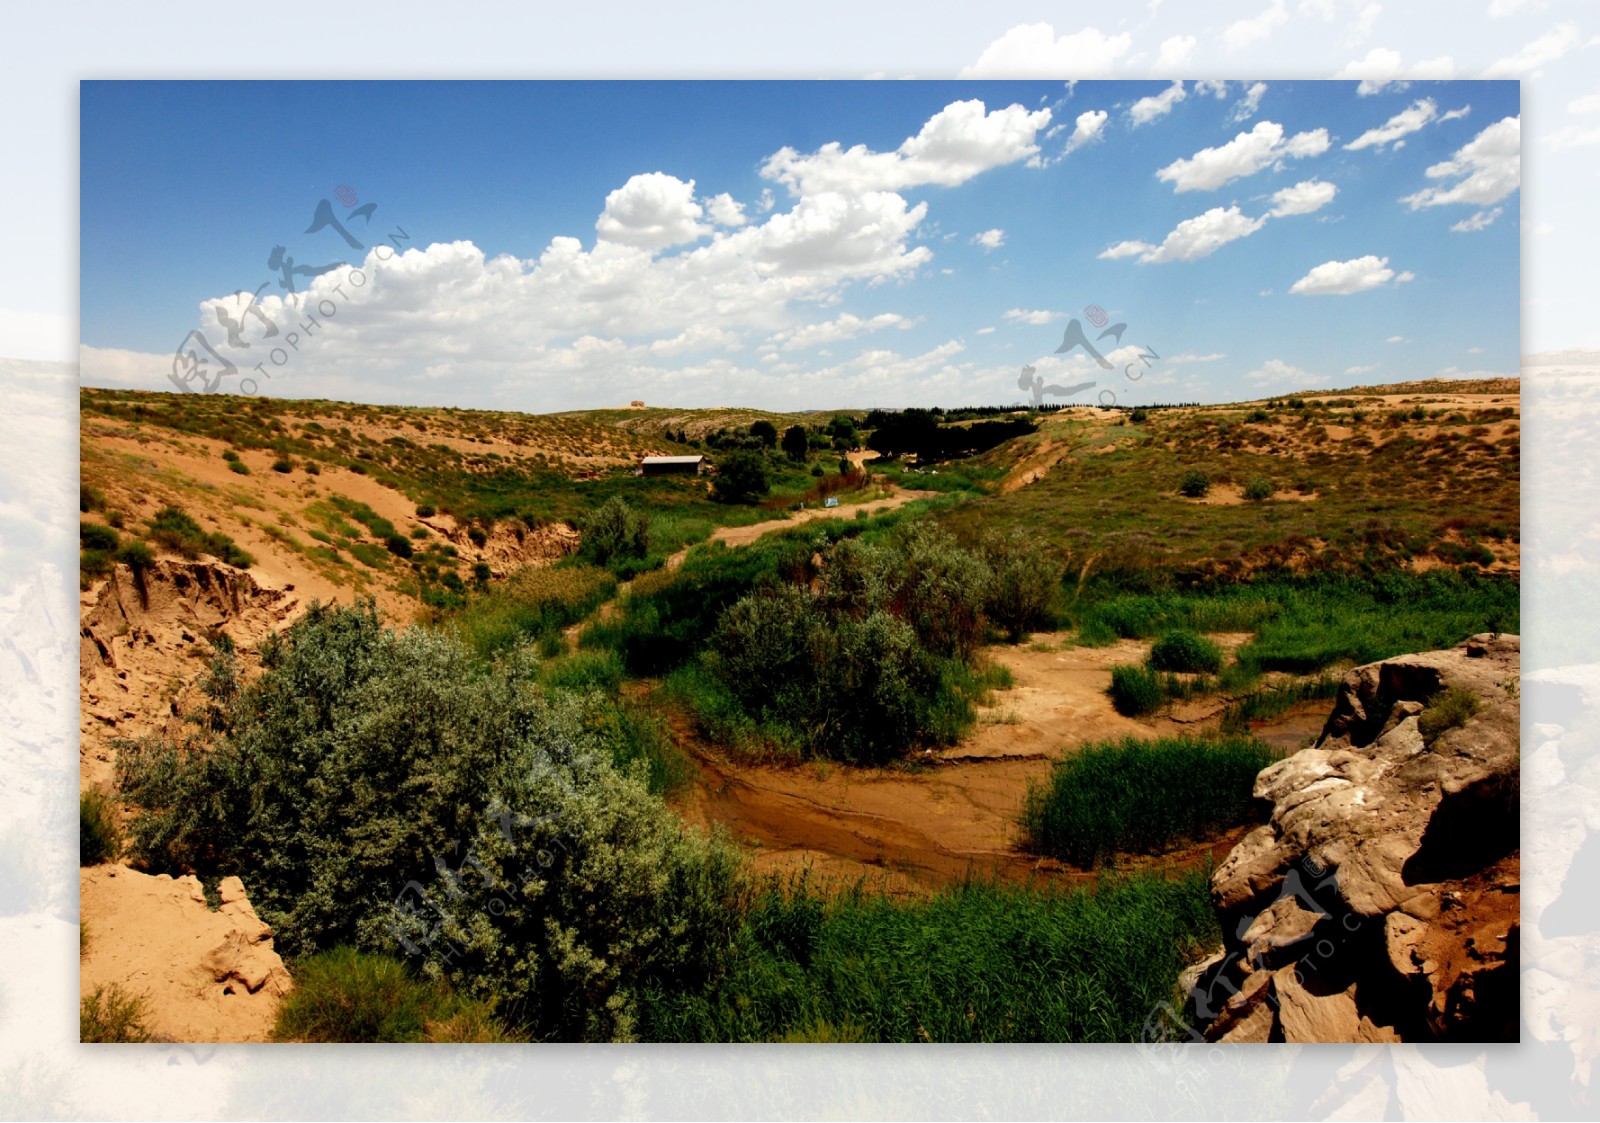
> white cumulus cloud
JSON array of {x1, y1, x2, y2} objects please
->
[
  {"x1": 1100, "y1": 205, "x2": 1269, "y2": 263},
  {"x1": 1155, "y1": 36, "x2": 1197, "y2": 71},
  {"x1": 1247, "y1": 357, "x2": 1320, "y2": 387},
  {"x1": 972, "y1": 228, "x2": 1006, "y2": 250},
  {"x1": 704, "y1": 192, "x2": 747, "y2": 227},
  {"x1": 1483, "y1": 21, "x2": 1578, "y2": 77},
  {"x1": 1335, "y1": 48, "x2": 1455, "y2": 94},
  {"x1": 596, "y1": 173, "x2": 710, "y2": 249},
  {"x1": 1064, "y1": 109, "x2": 1109, "y2": 153},
  {"x1": 1345, "y1": 98, "x2": 1438, "y2": 150},
  {"x1": 960, "y1": 23, "x2": 1132, "y2": 78},
  {"x1": 1230, "y1": 82, "x2": 1269, "y2": 122},
  {"x1": 1402, "y1": 115, "x2": 1521, "y2": 210},
  {"x1": 1130, "y1": 81, "x2": 1187, "y2": 126},
  {"x1": 1225, "y1": 1, "x2": 1288, "y2": 52},
  {"x1": 767, "y1": 311, "x2": 910, "y2": 351},
  {"x1": 1289, "y1": 254, "x2": 1412, "y2": 294},
  {"x1": 1156, "y1": 120, "x2": 1331, "y2": 192},
  {"x1": 1003, "y1": 308, "x2": 1063, "y2": 326},
  {"x1": 1269, "y1": 179, "x2": 1339, "y2": 216},
  {"x1": 1450, "y1": 207, "x2": 1504, "y2": 232},
  {"x1": 761, "y1": 99, "x2": 1051, "y2": 196}
]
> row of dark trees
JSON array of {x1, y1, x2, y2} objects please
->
[{"x1": 864, "y1": 408, "x2": 1035, "y2": 461}]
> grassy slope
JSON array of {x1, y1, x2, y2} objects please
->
[{"x1": 934, "y1": 391, "x2": 1519, "y2": 580}]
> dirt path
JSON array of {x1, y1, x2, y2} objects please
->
[{"x1": 564, "y1": 482, "x2": 937, "y2": 645}]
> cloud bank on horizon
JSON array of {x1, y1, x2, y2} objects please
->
[{"x1": 81, "y1": 73, "x2": 1522, "y2": 413}]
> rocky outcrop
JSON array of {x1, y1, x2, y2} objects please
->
[
  {"x1": 78, "y1": 559, "x2": 298, "y2": 789},
  {"x1": 79, "y1": 865, "x2": 292, "y2": 1042},
  {"x1": 1190, "y1": 633, "x2": 1520, "y2": 1042}
]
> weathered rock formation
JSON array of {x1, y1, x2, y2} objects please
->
[
  {"x1": 427, "y1": 515, "x2": 579, "y2": 579},
  {"x1": 1191, "y1": 633, "x2": 1520, "y2": 1042},
  {"x1": 78, "y1": 559, "x2": 297, "y2": 788},
  {"x1": 79, "y1": 865, "x2": 292, "y2": 1042}
]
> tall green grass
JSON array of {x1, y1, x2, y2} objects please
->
[
  {"x1": 271, "y1": 946, "x2": 517, "y2": 1042},
  {"x1": 642, "y1": 872, "x2": 1218, "y2": 1042},
  {"x1": 80, "y1": 790, "x2": 122, "y2": 866},
  {"x1": 1108, "y1": 664, "x2": 1164, "y2": 717},
  {"x1": 448, "y1": 564, "x2": 616, "y2": 658},
  {"x1": 1070, "y1": 571, "x2": 1518, "y2": 675},
  {"x1": 1022, "y1": 735, "x2": 1280, "y2": 867},
  {"x1": 1219, "y1": 675, "x2": 1341, "y2": 733}
]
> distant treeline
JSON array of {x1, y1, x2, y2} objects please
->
[{"x1": 863, "y1": 408, "x2": 1035, "y2": 461}]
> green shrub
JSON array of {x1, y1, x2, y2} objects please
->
[
  {"x1": 1108, "y1": 664, "x2": 1163, "y2": 716},
  {"x1": 80, "y1": 789, "x2": 122, "y2": 865},
  {"x1": 894, "y1": 521, "x2": 992, "y2": 659},
  {"x1": 1021, "y1": 735, "x2": 1279, "y2": 866},
  {"x1": 981, "y1": 529, "x2": 1060, "y2": 642},
  {"x1": 1147, "y1": 629, "x2": 1223, "y2": 674},
  {"x1": 229, "y1": 459, "x2": 251, "y2": 474},
  {"x1": 80, "y1": 522, "x2": 119, "y2": 552},
  {"x1": 117, "y1": 602, "x2": 742, "y2": 1042},
  {"x1": 271, "y1": 946, "x2": 514, "y2": 1042},
  {"x1": 271, "y1": 458, "x2": 294, "y2": 473},
  {"x1": 1129, "y1": 408, "x2": 1149, "y2": 424},
  {"x1": 1418, "y1": 686, "x2": 1482, "y2": 747},
  {"x1": 81, "y1": 483, "x2": 105, "y2": 512},
  {"x1": 80, "y1": 549, "x2": 115, "y2": 589},
  {"x1": 580, "y1": 496, "x2": 650, "y2": 567},
  {"x1": 384, "y1": 534, "x2": 413, "y2": 558},
  {"x1": 415, "y1": 505, "x2": 436, "y2": 519},
  {"x1": 81, "y1": 983, "x2": 155, "y2": 1043},
  {"x1": 114, "y1": 540, "x2": 155, "y2": 573},
  {"x1": 146, "y1": 506, "x2": 254, "y2": 567},
  {"x1": 1247, "y1": 409, "x2": 1269, "y2": 423},
  {"x1": 1243, "y1": 477, "x2": 1273, "y2": 501},
  {"x1": 782, "y1": 425, "x2": 809, "y2": 462},
  {"x1": 711, "y1": 450, "x2": 770, "y2": 504},
  {"x1": 695, "y1": 522, "x2": 1000, "y2": 762},
  {"x1": 1177, "y1": 471, "x2": 1211, "y2": 498}
]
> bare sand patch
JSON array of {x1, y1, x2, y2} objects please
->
[{"x1": 80, "y1": 866, "x2": 290, "y2": 1043}]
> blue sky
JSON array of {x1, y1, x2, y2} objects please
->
[{"x1": 80, "y1": 78, "x2": 1520, "y2": 411}]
